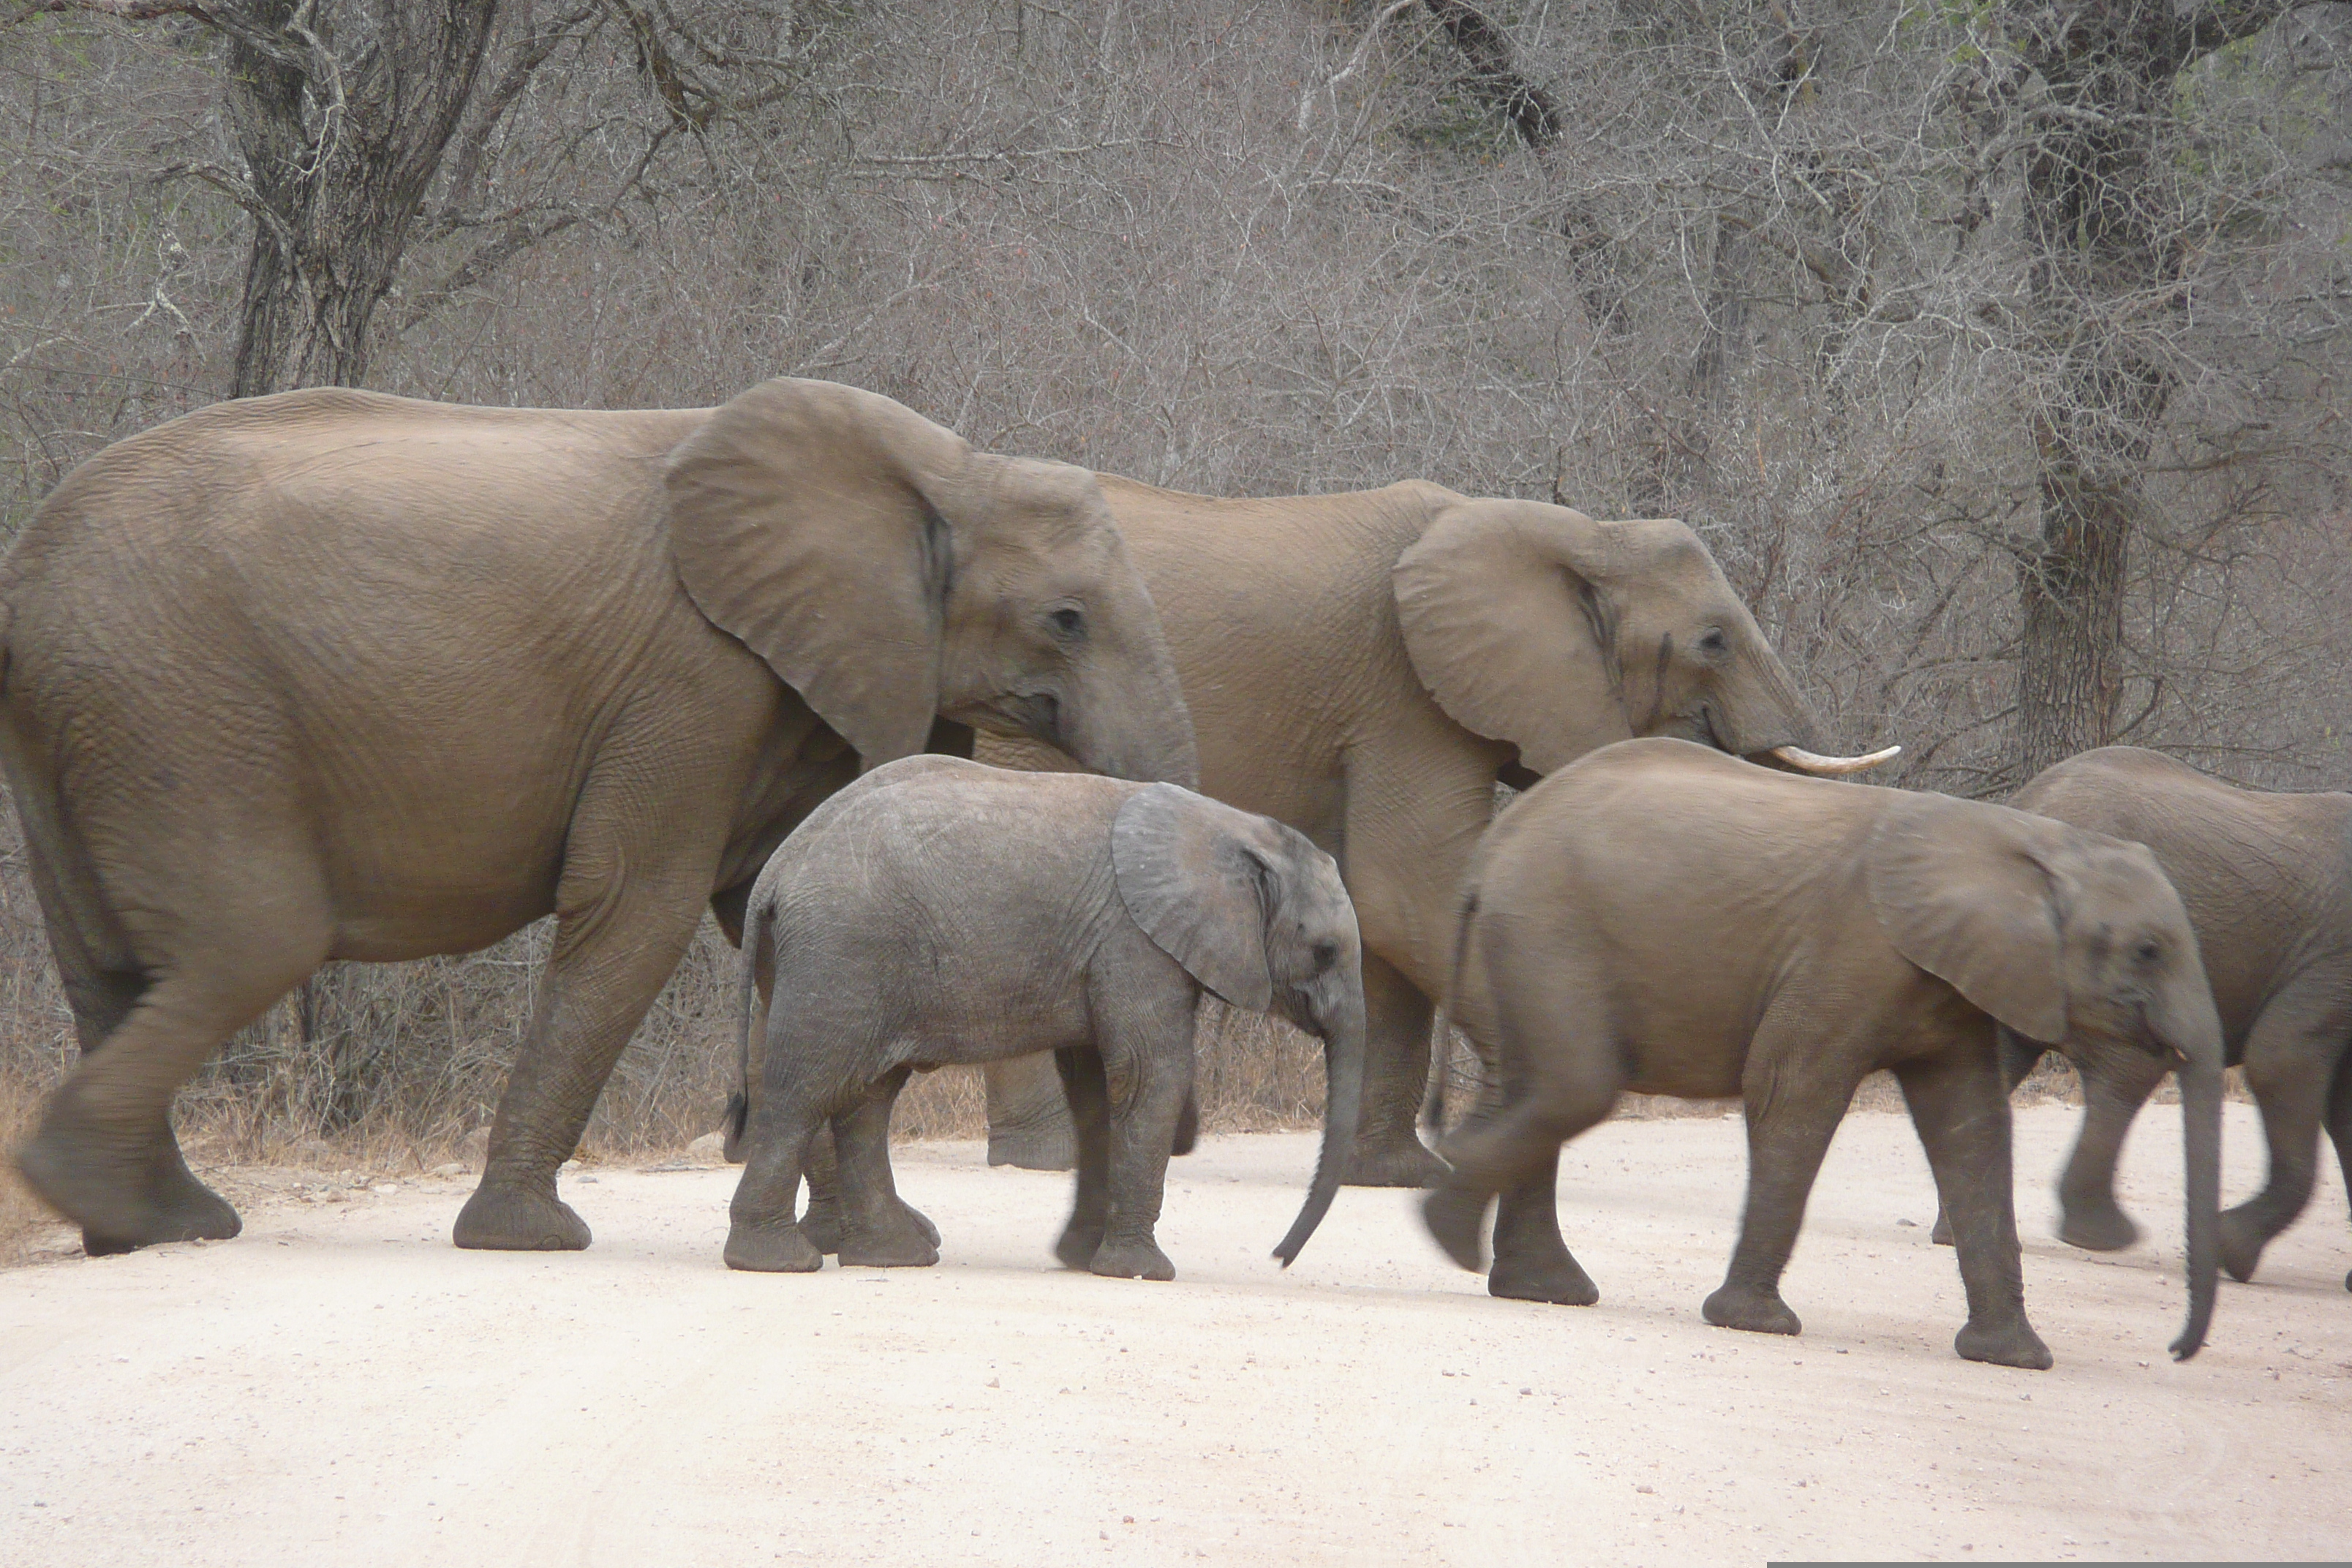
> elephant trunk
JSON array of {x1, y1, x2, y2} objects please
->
[
  {"x1": 1058, "y1": 584, "x2": 1200, "y2": 791},
  {"x1": 2173, "y1": 1050, "x2": 2223, "y2": 1361},
  {"x1": 1273, "y1": 976, "x2": 1365, "y2": 1266}
]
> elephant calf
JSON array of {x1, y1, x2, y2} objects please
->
[
  {"x1": 1422, "y1": 737, "x2": 2225, "y2": 1369},
  {"x1": 723, "y1": 757, "x2": 1365, "y2": 1281}
]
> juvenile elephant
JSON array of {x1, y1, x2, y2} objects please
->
[
  {"x1": 1939, "y1": 747, "x2": 2352, "y2": 1290},
  {"x1": 723, "y1": 757, "x2": 1363, "y2": 1281},
  {"x1": 1, "y1": 380, "x2": 1196, "y2": 1256},
  {"x1": 1422, "y1": 738, "x2": 2225, "y2": 1369},
  {"x1": 979, "y1": 481, "x2": 1894, "y2": 1183}
]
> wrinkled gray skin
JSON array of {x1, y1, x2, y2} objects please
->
[
  {"x1": 1931, "y1": 747, "x2": 2352, "y2": 1292},
  {"x1": 723, "y1": 758, "x2": 1363, "y2": 1281},
  {"x1": 1422, "y1": 739, "x2": 2225, "y2": 1370},
  {"x1": 979, "y1": 483, "x2": 1891, "y2": 1185},
  {"x1": 1, "y1": 380, "x2": 1195, "y2": 1256}
]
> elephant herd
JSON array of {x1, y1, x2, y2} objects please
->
[{"x1": 4, "y1": 375, "x2": 2344, "y2": 1375}]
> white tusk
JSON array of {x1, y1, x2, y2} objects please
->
[{"x1": 1770, "y1": 743, "x2": 1902, "y2": 776}]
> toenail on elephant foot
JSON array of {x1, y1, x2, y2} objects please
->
[
  {"x1": 1488, "y1": 1248, "x2": 1598, "y2": 1306},
  {"x1": 1089, "y1": 1238, "x2": 1175, "y2": 1281},
  {"x1": 453, "y1": 1183, "x2": 592, "y2": 1251},
  {"x1": 1421, "y1": 1187, "x2": 1490, "y2": 1273},
  {"x1": 1054, "y1": 1219, "x2": 1105, "y2": 1271},
  {"x1": 2057, "y1": 1201, "x2": 2140, "y2": 1254},
  {"x1": 723, "y1": 1221, "x2": 823, "y2": 1273},
  {"x1": 1345, "y1": 1133, "x2": 1448, "y2": 1189},
  {"x1": 1702, "y1": 1285, "x2": 1801, "y2": 1336},
  {"x1": 2217, "y1": 1210, "x2": 2268, "y2": 1284},
  {"x1": 987, "y1": 1124, "x2": 1077, "y2": 1172},
  {"x1": 1955, "y1": 1319, "x2": 2053, "y2": 1371}
]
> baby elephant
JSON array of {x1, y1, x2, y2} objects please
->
[
  {"x1": 1422, "y1": 738, "x2": 2225, "y2": 1369},
  {"x1": 723, "y1": 756, "x2": 1365, "y2": 1281}
]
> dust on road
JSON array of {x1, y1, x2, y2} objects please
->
[{"x1": 2, "y1": 1103, "x2": 2347, "y2": 1567}]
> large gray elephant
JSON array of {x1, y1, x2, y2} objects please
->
[
  {"x1": 1, "y1": 379, "x2": 1196, "y2": 1256},
  {"x1": 1421, "y1": 738, "x2": 2225, "y2": 1370},
  {"x1": 722, "y1": 757, "x2": 1362, "y2": 1281},
  {"x1": 1937, "y1": 746, "x2": 2352, "y2": 1291},
  {"x1": 978, "y1": 482, "x2": 1893, "y2": 1184}
]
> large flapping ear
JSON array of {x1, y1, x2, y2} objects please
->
[
  {"x1": 1392, "y1": 498, "x2": 1634, "y2": 775},
  {"x1": 666, "y1": 378, "x2": 965, "y2": 769},
  {"x1": 1111, "y1": 783, "x2": 1275, "y2": 1014},
  {"x1": 1865, "y1": 793, "x2": 2069, "y2": 1044}
]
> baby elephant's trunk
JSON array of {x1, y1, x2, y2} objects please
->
[{"x1": 1273, "y1": 979, "x2": 1365, "y2": 1265}]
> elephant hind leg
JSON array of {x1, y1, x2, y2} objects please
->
[
  {"x1": 2325, "y1": 1052, "x2": 2352, "y2": 1292},
  {"x1": 20, "y1": 932, "x2": 325, "y2": 1254},
  {"x1": 2217, "y1": 991, "x2": 2352, "y2": 1284},
  {"x1": 829, "y1": 1068, "x2": 940, "y2": 1268}
]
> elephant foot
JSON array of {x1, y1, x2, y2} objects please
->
[
  {"x1": 453, "y1": 1180, "x2": 591, "y2": 1251},
  {"x1": 1421, "y1": 1187, "x2": 1491, "y2": 1273},
  {"x1": 1930, "y1": 1205, "x2": 1954, "y2": 1248},
  {"x1": 1488, "y1": 1245, "x2": 1598, "y2": 1306},
  {"x1": 1346, "y1": 1129, "x2": 1447, "y2": 1189},
  {"x1": 2218, "y1": 1206, "x2": 2272, "y2": 1284},
  {"x1": 1054, "y1": 1215, "x2": 1106, "y2": 1271},
  {"x1": 987, "y1": 1123, "x2": 1076, "y2": 1172},
  {"x1": 724, "y1": 1220, "x2": 823, "y2": 1273},
  {"x1": 19, "y1": 1126, "x2": 241, "y2": 1254},
  {"x1": 802, "y1": 1196, "x2": 938, "y2": 1258},
  {"x1": 1702, "y1": 1284, "x2": 1802, "y2": 1337},
  {"x1": 837, "y1": 1205, "x2": 942, "y2": 1268},
  {"x1": 1088, "y1": 1237, "x2": 1175, "y2": 1281},
  {"x1": 1955, "y1": 1318, "x2": 2054, "y2": 1371},
  {"x1": 2057, "y1": 1198, "x2": 2141, "y2": 1254}
]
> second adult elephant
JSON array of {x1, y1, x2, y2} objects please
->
[
  {"x1": 1935, "y1": 747, "x2": 2352, "y2": 1291},
  {"x1": 4, "y1": 378, "x2": 1195, "y2": 1255},
  {"x1": 978, "y1": 480, "x2": 1893, "y2": 1183}
]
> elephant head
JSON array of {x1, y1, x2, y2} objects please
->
[
  {"x1": 1392, "y1": 499, "x2": 1894, "y2": 782},
  {"x1": 666, "y1": 378, "x2": 1198, "y2": 788},
  {"x1": 1866, "y1": 794, "x2": 2224, "y2": 1361},
  {"x1": 1110, "y1": 783, "x2": 1365, "y2": 1265}
]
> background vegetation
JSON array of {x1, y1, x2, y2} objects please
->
[{"x1": 0, "y1": 1, "x2": 2344, "y2": 1203}]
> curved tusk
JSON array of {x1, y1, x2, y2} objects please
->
[{"x1": 1770, "y1": 743, "x2": 1903, "y2": 777}]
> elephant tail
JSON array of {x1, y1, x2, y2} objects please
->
[
  {"x1": 722, "y1": 893, "x2": 774, "y2": 1164},
  {"x1": 1422, "y1": 887, "x2": 1480, "y2": 1137}
]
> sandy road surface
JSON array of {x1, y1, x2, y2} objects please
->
[{"x1": 3, "y1": 1103, "x2": 2348, "y2": 1567}]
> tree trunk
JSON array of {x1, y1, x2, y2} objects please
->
[
  {"x1": 2014, "y1": 471, "x2": 2133, "y2": 779},
  {"x1": 221, "y1": 0, "x2": 502, "y2": 397}
]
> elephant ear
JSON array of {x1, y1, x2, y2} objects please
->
[
  {"x1": 1111, "y1": 783, "x2": 1274, "y2": 1013},
  {"x1": 1392, "y1": 498, "x2": 1634, "y2": 775},
  {"x1": 665, "y1": 378, "x2": 965, "y2": 769},
  {"x1": 1864, "y1": 794, "x2": 2068, "y2": 1044}
]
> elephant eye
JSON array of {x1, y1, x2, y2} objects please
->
[
  {"x1": 1311, "y1": 941, "x2": 1337, "y2": 973},
  {"x1": 1047, "y1": 606, "x2": 1085, "y2": 641},
  {"x1": 1699, "y1": 627, "x2": 1728, "y2": 655},
  {"x1": 2136, "y1": 940, "x2": 2160, "y2": 962}
]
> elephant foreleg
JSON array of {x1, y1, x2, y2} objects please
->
[
  {"x1": 1052, "y1": 1046, "x2": 1114, "y2": 1271},
  {"x1": 2052, "y1": 1052, "x2": 2166, "y2": 1253},
  {"x1": 2325, "y1": 1052, "x2": 2352, "y2": 1292},
  {"x1": 1933, "y1": 1028, "x2": 2048, "y2": 1247},
  {"x1": 984, "y1": 1052, "x2": 1077, "y2": 1171},
  {"x1": 829, "y1": 1068, "x2": 941, "y2": 1268},
  {"x1": 1896, "y1": 1044, "x2": 2051, "y2": 1371},
  {"x1": 1086, "y1": 1008, "x2": 1191, "y2": 1282},
  {"x1": 1346, "y1": 951, "x2": 1449, "y2": 1188},
  {"x1": 454, "y1": 808, "x2": 712, "y2": 1251},
  {"x1": 1703, "y1": 1032, "x2": 1869, "y2": 1342}
]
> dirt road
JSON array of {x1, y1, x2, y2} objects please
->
[{"x1": 3, "y1": 1102, "x2": 2348, "y2": 1567}]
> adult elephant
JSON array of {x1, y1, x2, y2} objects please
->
[
  {"x1": 978, "y1": 479, "x2": 1893, "y2": 1184},
  {"x1": 1, "y1": 378, "x2": 1196, "y2": 1256},
  {"x1": 1935, "y1": 746, "x2": 2352, "y2": 1290}
]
